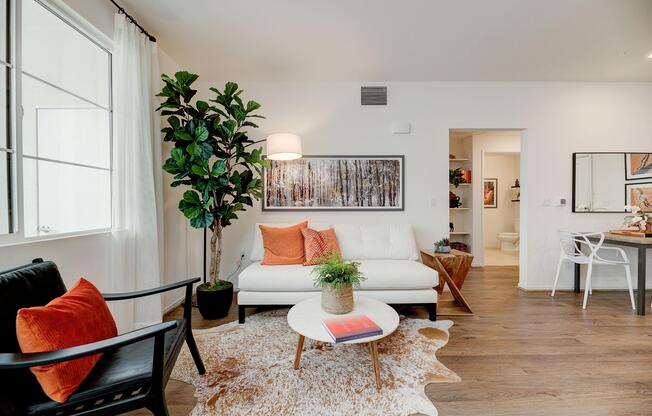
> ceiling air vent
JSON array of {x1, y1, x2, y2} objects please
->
[{"x1": 361, "y1": 86, "x2": 387, "y2": 105}]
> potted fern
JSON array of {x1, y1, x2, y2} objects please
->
[
  {"x1": 157, "y1": 72, "x2": 269, "y2": 319},
  {"x1": 312, "y1": 254, "x2": 366, "y2": 314}
]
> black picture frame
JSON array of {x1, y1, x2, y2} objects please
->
[
  {"x1": 262, "y1": 155, "x2": 405, "y2": 211},
  {"x1": 624, "y1": 153, "x2": 652, "y2": 181},
  {"x1": 625, "y1": 181, "x2": 652, "y2": 213}
]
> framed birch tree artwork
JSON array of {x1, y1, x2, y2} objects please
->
[{"x1": 263, "y1": 155, "x2": 404, "y2": 210}]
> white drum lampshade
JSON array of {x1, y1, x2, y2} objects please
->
[{"x1": 266, "y1": 133, "x2": 302, "y2": 160}]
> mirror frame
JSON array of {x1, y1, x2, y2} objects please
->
[{"x1": 571, "y1": 152, "x2": 648, "y2": 214}]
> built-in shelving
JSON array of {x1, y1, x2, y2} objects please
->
[{"x1": 449, "y1": 132, "x2": 474, "y2": 254}]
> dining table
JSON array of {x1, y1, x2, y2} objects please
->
[{"x1": 574, "y1": 232, "x2": 652, "y2": 315}]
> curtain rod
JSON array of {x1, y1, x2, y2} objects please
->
[{"x1": 109, "y1": 0, "x2": 156, "y2": 42}]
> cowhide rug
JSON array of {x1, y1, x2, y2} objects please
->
[{"x1": 171, "y1": 310, "x2": 459, "y2": 416}]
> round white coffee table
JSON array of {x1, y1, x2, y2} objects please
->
[{"x1": 287, "y1": 295, "x2": 399, "y2": 389}]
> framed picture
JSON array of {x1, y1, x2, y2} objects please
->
[
  {"x1": 263, "y1": 155, "x2": 404, "y2": 211},
  {"x1": 625, "y1": 182, "x2": 652, "y2": 212},
  {"x1": 484, "y1": 178, "x2": 497, "y2": 208},
  {"x1": 625, "y1": 153, "x2": 652, "y2": 180}
]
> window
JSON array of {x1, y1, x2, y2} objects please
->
[
  {"x1": 1, "y1": 0, "x2": 13, "y2": 234},
  {"x1": 0, "y1": 0, "x2": 112, "y2": 241}
]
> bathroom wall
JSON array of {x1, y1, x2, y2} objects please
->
[
  {"x1": 483, "y1": 153, "x2": 520, "y2": 248},
  {"x1": 471, "y1": 131, "x2": 521, "y2": 266}
]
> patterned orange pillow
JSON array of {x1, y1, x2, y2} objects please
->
[{"x1": 302, "y1": 228, "x2": 341, "y2": 265}]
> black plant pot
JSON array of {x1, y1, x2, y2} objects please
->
[{"x1": 196, "y1": 282, "x2": 233, "y2": 320}]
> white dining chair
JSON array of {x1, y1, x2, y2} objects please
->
[{"x1": 551, "y1": 231, "x2": 635, "y2": 310}]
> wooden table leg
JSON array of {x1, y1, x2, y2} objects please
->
[
  {"x1": 434, "y1": 257, "x2": 473, "y2": 314},
  {"x1": 369, "y1": 341, "x2": 381, "y2": 389},
  {"x1": 637, "y1": 247, "x2": 647, "y2": 316},
  {"x1": 293, "y1": 334, "x2": 305, "y2": 369}
]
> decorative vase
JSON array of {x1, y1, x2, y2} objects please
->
[
  {"x1": 196, "y1": 282, "x2": 233, "y2": 320},
  {"x1": 321, "y1": 284, "x2": 354, "y2": 314}
]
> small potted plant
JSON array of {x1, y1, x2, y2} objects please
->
[
  {"x1": 624, "y1": 205, "x2": 652, "y2": 236},
  {"x1": 312, "y1": 253, "x2": 366, "y2": 314},
  {"x1": 449, "y1": 168, "x2": 466, "y2": 188},
  {"x1": 435, "y1": 238, "x2": 451, "y2": 253}
]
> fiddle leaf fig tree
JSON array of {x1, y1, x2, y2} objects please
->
[{"x1": 157, "y1": 71, "x2": 269, "y2": 289}]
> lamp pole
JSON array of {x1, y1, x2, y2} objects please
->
[{"x1": 202, "y1": 228, "x2": 207, "y2": 284}]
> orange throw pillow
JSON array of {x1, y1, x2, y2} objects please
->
[
  {"x1": 302, "y1": 228, "x2": 341, "y2": 265},
  {"x1": 16, "y1": 278, "x2": 117, "y2": 403},
  {"x1": 260, "y1": 221, "x2": 308, "y2": 265}
]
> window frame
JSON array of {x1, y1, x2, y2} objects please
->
[{"x1": 0, "y1": 0, "x2": 114, "y2": 247}]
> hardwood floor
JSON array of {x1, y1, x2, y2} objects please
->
[{"x1": 143, "y1": 266, "x2": 652, "y2": 415}]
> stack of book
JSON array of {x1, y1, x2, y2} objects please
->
[{"x1": 322, "y1": 315, "x2": 383, "y2": 343}]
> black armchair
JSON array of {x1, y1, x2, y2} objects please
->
[{"x1": 0, "y1": 259, "x2": 205, "y2": 416}]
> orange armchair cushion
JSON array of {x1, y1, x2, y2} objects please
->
[
  {"x1": 16, "y1": 278, "x2": 117, "y2": 403},
  {"x1": 259, "y1": 221, "x2": 308, "y2": 265},
  {"x1": 302, "y1": 228, "x2": 341, "y2": 265}
]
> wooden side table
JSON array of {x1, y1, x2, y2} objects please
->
[{"x1": 420, "y1": 249, "x2": 474, "y2": 315}]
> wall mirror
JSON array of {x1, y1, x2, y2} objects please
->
[{"x1": 573, "y1": 152, "x2": 652, "y2": 213}]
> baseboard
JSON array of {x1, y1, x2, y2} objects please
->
[
  {"x1": 162, "y1": 295, "x2": 185, "y2": 314},
  {"x1": 518, "y1": 285, "x2": 638, "y2": 292}
]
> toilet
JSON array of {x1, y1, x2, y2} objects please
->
[{"x1": 498, "y1": 218, "x2": 520, "y2": 252}]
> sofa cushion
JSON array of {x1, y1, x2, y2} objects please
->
[
  {"x1": 238, "y1": 260, "x2": 437, "y2": 292},
  {"x1": 250, "y1": 222, "x2": 331, "y2": 261},
  {"x1": 251, "y1": 223, "x2": 419, "y2": 261},
  {"x1": 333, "y1": 224, "x2": 419, "y2": 260}
]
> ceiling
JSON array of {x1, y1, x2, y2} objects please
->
[{"x1": 123, "y1": 0, "x2": 652, "y2": 82}]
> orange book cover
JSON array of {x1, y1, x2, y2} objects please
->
[{"x1": 322, "y1": 315, "x2": 383, "y2": 343}]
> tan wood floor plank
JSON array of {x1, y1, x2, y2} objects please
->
[{"x1": 144, "y1": 265, "x2": 652, "y2": 415}]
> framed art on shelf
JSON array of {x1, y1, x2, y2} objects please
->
[
  {"x1": 625, "y1": 153, "x2": 652, "y2": 180},
  {"x1": 484, "y1": 178, "x2": 497, "y2": 208},
  {"x1": 263, "y1": 155, "x2": 404, "y2": 211},
  {"x1": 625, "y1": 182, "x2": 652, "y2": 212}
]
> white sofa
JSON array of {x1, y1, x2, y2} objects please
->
[{"x1": 237, "y1": 223, "x2": 438, "y2": 323}]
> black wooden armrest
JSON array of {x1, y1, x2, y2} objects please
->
[
  {"x1": 102, "y1": 277, "x2": 200, "y2": 301},
  {"x1": 0, "y1": 321, "x2": 177, "y2": 370}
]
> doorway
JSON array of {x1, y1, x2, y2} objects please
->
[{"x1": 449, "y1": 129, "x2": 525, "y2": 274}]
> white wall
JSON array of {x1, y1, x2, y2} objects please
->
[
  {"x1": 184, "y1": 81, "x2": 652, "y2": 291},
  {"x1": 483, "y1": 153, "x2": 520, "y2": 248}
]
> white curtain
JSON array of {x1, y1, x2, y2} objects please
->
[{"x1": 110, "y1": 13, "x2": 164, "y2": 333}]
